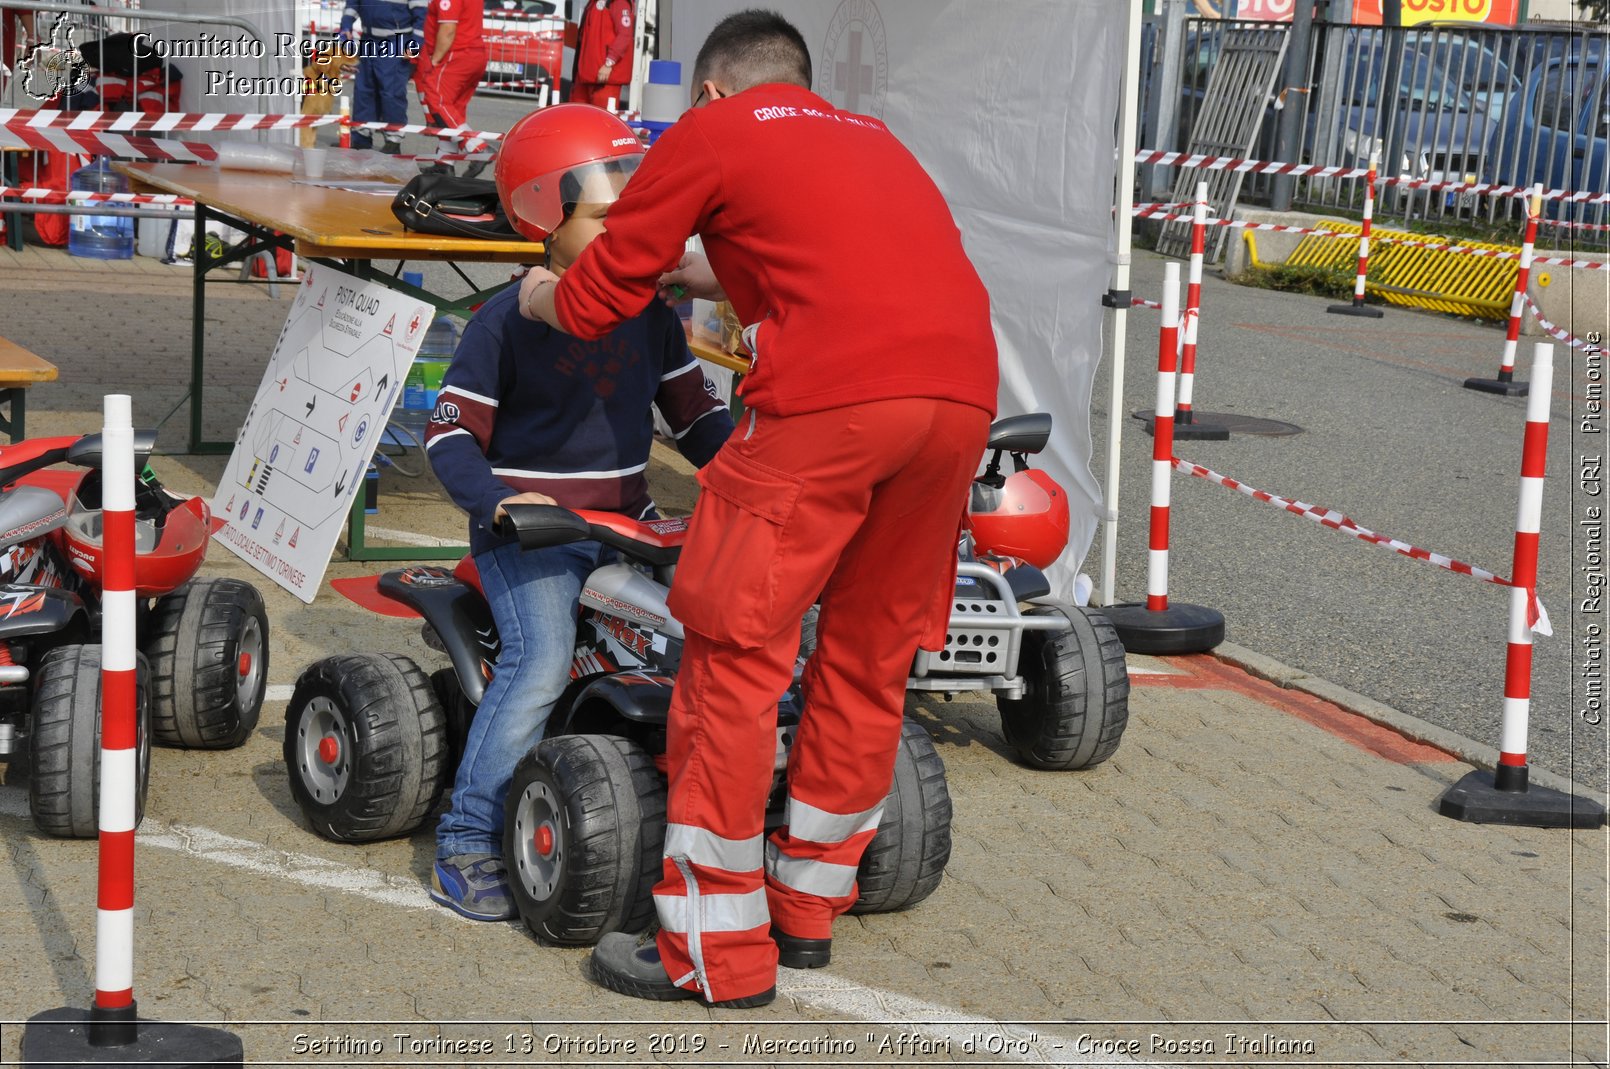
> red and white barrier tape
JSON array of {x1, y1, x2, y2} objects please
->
[
  {"x1": 1523, "y1": 293, "x2": 1591, "y2": 350},
  {"x1": 1135, "y1": 148, "x2": 1610, "y2": 207},
  {"x1": 1538, "y1": 217, "x2": 1610, "y2": 233},
  {"x1": 0, "y1": 185, "x2": 192, "y2": 205},
  {"x1": 1134, "y1": 203, "x2": 1610, "y2": 273},
  {"x1": 1172, "y1": 455, "x2": 1550, "y2": 634},
  {"x1": 1132, "y1": 296, "x2": 1163, "y2": 310},
  {"x1": 0, "y1": 108, "x2": 507, "y2": 143},
  {"x1": 1135, "y1": 206, "x2": 1352, "y2": 239}
]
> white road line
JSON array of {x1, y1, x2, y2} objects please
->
[
  {"x1": 137, "y1": 823, "x2": 437, "y2": 909},
  {"x1": 359, "y1": 524, "x2": 464, "y2": 548},
  {"x1": 778, "y1": 971, "x2": 1175, "y2": 1067},
  {"x1": 0, "y1": 804, "x2": 1173, "y2": 1068},
  {"x1": 265, "y1": 683, "x2": 295, "y2": 701}
]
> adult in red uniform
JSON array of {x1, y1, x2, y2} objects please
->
[
  {"x1": 519, "y1": 11, "x2": 998, "y2": 1009},
  {"x1": 568, "y1": 0, "x2": 633, "y2": 109},
  {"x1": 414, "y1": 0, "x2": 486, "y2": 129}
]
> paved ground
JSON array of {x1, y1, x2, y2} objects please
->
[
  {"x1": 1096, "y1": 251, "x2": 1602, "y2": 790},
  {"x1": 0, "y1": 238, "x2": 1605, "y2": 1067}
]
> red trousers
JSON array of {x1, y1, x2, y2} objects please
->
[
  {"x1": 652, "y1": 397, "x2": 990, "y2": 1003},
  {"x1": 568, "y1": 81, "x2": 622, "y2": 109},
  {"x1": 416, "y1": 50, "x2": 485, "y2": 128}
]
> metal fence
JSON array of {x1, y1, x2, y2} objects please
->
[{"x1": 1147, "y1": 16, "x2": 1610, "y2": 244}]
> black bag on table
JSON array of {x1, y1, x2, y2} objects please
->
[{"x1": 391, "y1": 174, "x2": 520, "y2": 240}]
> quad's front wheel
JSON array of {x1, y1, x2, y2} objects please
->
[
  {"x1": 504, "y1": 734, "x2": 665, "y2": 946},
  {"x1": 145, "y1": 577, "x2": 268, "y2": 749},
  {"x1": 851, "y1": 719, "x2": 951, "y2": 914},
  {"x1": 28, "y1": 645, "x2": 151, "y2": 839},
  {"x1": 284, "y1": 653, "x2": 448, "y2": 842},
  {"x1": 998, "y1": 606, "x2": 1130, "y2": 770}
]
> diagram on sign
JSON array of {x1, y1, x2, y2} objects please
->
[{"x1": 211, "y1": 265, "x2": 430, "y2": 603}]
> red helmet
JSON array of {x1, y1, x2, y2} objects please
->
[
  {"x1": 966, "y1": 468, "x2": 1070, "y2": 569},
  {"x1": 494, "y1": 104, "x2": 646, "y2": 242},
  {"x1": 62, "y1": 493, "x2": 210, "y2": 596}
]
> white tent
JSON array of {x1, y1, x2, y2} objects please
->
[{"x1": 663, "y1": 0, "x2": 1143, "y2": 605}]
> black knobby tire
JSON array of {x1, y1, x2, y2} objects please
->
[
  {"x1": 145, "y1": 577, "x2": 269, "y2": 749},
  {"x1": 284, "y1": 653, "x2": 449, "y2": 843},
  {"x1": 998, "y1": 606, "x2": 1130, "y2": 770},
  {"x1": 504, "y1": 734, "x2": 666, "y2": 946},
  {"x1": 851, "y1": 719, "x2": 952, "y2": 914},
  {"x1": 28, "y1": 645, "x2": 151, "y2": 839}
]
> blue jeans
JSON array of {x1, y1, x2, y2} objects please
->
[{"x1": 435, "y1": 538, "x2": 603, "y2": 859}]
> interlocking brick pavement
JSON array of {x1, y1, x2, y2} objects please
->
[{"x1": 0, "y1": 251, "x2": 1604, "y2": 1068}]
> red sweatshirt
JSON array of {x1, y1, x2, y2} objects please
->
[{"x1": 554, "y1": 82, "x2": 999, "y2": 419}]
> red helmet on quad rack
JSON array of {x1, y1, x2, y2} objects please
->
[
  {"x1": 966, "y1": 468, "x2": 1070, "y2": 570},
  {"x1": 62, "y1": 493, "x2": 211, "y2": 597},
  {"x1": 494, "y1": 103, "x2": 646, "y2": 243}
]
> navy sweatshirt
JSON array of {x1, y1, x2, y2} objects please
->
[{"x1": 425, "y1": 283, "x2": 733, "y2": 555}]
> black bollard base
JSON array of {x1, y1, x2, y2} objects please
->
[
  {"x1": 1438, "y1": 768, "x2": 1606, "y2": 828},
  {"x1": 23, "y1": 1005, "x2": 243, "y2": 1067},
  {"x1": 1326, "y1": 300, "x2": 1384, "y2": 318},
  {"x1": 1165, "y1": 412, "x2": 1232, "y2": 441},
  {"x1": 1103, "y1": 602, "x2": 1224, "y2": 654},
  {"x1": 1463, "y1": 375, "x2": 1529, "y2": 397}
]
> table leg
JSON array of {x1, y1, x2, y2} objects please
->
[{"x1": 188, "y1": 203, "x2": 211, "y2": 453}]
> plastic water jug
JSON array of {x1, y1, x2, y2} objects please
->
[
  {"x1": 392, "y1": 282, "x2": 460, "y2": 438},
  {"x1": 68, "y1": 159, "x2": 135, "y2": 260}
]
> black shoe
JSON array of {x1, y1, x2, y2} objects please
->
[
  {"x1": 771, "y1": 925, "x2": 831, "y2": 969},
  {"x1": 588, "y1": 932, "x2": 776, "y2": 1008}
]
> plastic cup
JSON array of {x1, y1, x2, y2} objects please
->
[{"x1": 301, "y1": 147, "x2": 328, "y2": 180}]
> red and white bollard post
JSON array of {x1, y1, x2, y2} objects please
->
[
  {"x1": 23, "y1": 397, "x2": 243, "y2": 1065},
  {"x1": 1172, "y1": 181, "x2": 1231, "y2": 441},
  {"x1": 1440, "y1": 345, "x2": 1604, "y2": 828},
  {"x1": 1466, "y1": 184, "x2": 1542, "y2": 398},
  {"x1": 92, "y1": 392, "x2": 140, "y2": 1044},
  {"x1": 1104, "y1": 263, "x2": 1225, "y2": 654},
  {"x1": 1328, "y1": 150, "x2": 1385, "y2": 319},
  {"x1": 337, "y1": 94, "x2": 352, "y2": 149}
]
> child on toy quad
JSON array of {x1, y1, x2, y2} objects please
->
[{"x1": 414, "y1": 104, "x2": 732, "y2": 920}]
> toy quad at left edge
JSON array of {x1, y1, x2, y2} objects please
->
[{"x1": 0, "y1": 431, "x2": 270, "y2": 837}]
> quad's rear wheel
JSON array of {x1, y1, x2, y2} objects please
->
[
  {"x1": 284, "y1": 653, "x2": 448, "y2": 842},
  {"x1": 504, "y1": 734, "x2": 665, "y2": 946},
  {"x1": 851, "y1": 719, "x2": 951, "y2": 914},
  {"x1": 998, "y1": 606, "x2": 1129, "y2": 770},
  {"x1": 28, "y1": 645, "x2": 151, "y2": 839},
  {"x1": 145, "y1": 577, "x2": 268, "y2": 749}
]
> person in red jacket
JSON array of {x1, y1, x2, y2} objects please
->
[
  {"x1": 568, "y1": 0, "x2": 633, "y2": 109},
  {"x1": 517, "y1": 10, "x2": 998, "y2": 1009},
  {"x1": 415, "y1": 0, "x2": 488, "y2": 129}
]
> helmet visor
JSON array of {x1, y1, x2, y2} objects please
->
[
  {"x1": 67, "y1": 491, "x2": 159, "y2": 552},
  {"x1": 508, "y1": 154, "x2": 642, "y2": 239}
]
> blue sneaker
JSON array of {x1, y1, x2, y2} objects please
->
[{"x1": 430, "y1": 854, "x2": 516, "y2": 921}]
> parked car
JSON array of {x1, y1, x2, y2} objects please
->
[
  {"x1": 1329, "y1": 28, "x2": 1518, "y2": 189},
  {"x1": 1485, "y1": 36, "x2": 1608, "y2": 210},
  {"x1": 482, "y1": 0, "x2": 571, "y2": 96}
]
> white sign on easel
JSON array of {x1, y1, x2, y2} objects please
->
[{"x1": 211, "y1": 265, "x2": 433, "y2": 602}]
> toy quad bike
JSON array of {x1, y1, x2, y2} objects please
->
[
  {"x1": 288, "y1": 514, "x2": 952, "y2": 945},
  {"x1": 0, "y1": 432, "x2": 270, "y2": 837},
  {"x1": 914, "y1": 412, "x2": 1130, "y2": 771}
]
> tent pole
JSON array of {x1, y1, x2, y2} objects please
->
[{"x1": 1100, "y1": 0, "x2": 1144, "y2": 607}]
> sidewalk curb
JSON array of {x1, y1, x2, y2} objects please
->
[{"x1": 1212, "y1": 640, "x2": 1610, "y2": 808}]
